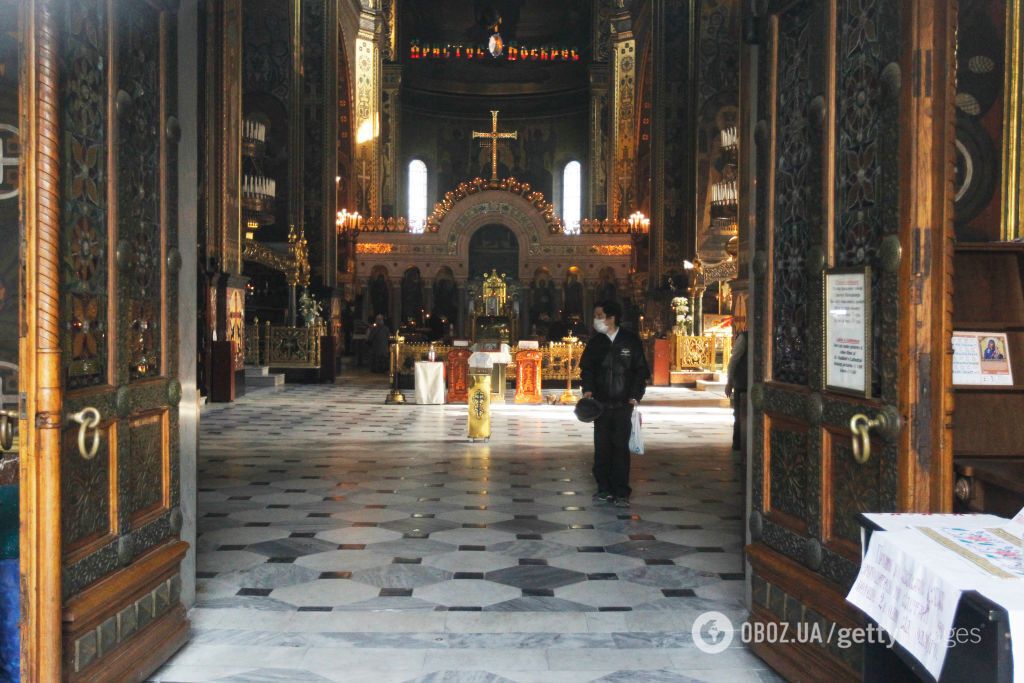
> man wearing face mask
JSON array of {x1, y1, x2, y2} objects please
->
[{"x1": 579, "y1": 300, "x2": 650, "y2": 507}]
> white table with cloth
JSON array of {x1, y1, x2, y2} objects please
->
[
  {"x1": 413, "y1": 361, "x2": 446, "y2": 405},
  {"x1": 847, "y1": 509, "x2": 1024, "y2": 682}
]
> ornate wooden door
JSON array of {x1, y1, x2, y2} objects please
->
[
  {"x1": 745, "y1": 0, "x2": 954, "y2": 679},
  {"x1": 21, "y1": 0, "x2": 188, "y2": 679}
]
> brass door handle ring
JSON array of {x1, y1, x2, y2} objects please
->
[
  {"x1": 70, "y1": 407, "x2": 101, "y2": 460},
  {"x1": 0, "y1": 410, "x2": 14, "y2": 452}
]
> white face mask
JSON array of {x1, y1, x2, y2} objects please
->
[{"x1": 593, "y1": 318, "x2": 609, "y2": 334}]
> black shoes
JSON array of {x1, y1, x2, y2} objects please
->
[{"x1": 592, "y1": 492, "x2": 629, "y2": 507}]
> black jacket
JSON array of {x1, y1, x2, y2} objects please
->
[{"x1": 580, "y1": 327, "x2": 650, "y2": 407}]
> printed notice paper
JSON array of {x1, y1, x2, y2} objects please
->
[
  {"x1": 952, "y1": 331, "x2": 1013, "y2": 385},
  {"x1": 848, "y1": 506, "x2": 1024, "y2": 681},
  {"x1": 847, "y1": 529, "x2": 963, "y2": 678},
  {"x1": 825, "y1": 271, "x2": 869, "y2": 394}
]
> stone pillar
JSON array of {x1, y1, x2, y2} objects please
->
[
  {"x1": 588, "y1": 65, "x2": 610, "y2": 219},
  {"x1": 301, "y1": 0, "x2": 339, "y2": 287},
  {"x1": 354, "y1": 6, "x2": 383, "y2": 216},
  {"x1": 651, "y1": 0, "x2": 698, "y2": 280},
  {"x1": 203, "y1": 0, "x2": 243, "y2": 274},
  {"x1": 178, "y1": 0, "x2": 201, "y2": 608},
  {"x1": 289, "y1": 0, "x2": 305, "y2": 240},
  {"x1": 609, "y1": 7, "x2": 636, "y2": 221},
  {"x1": 381, "y1": 64, "x2": 402, "y2": 217},
  {"x1": 588, "y1": 0, "x2": 613, "y2": 218}
]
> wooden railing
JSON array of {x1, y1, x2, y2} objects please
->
[
  {"x1": 246, "y1": 321, "x2": 326, "y2": 369},
  {"x1": 671, "y1": 333, "x2": 732, "y2": 372},
  {"x1": 244, "y1": 323, "x2": 261, "y2": 365},
  {"x1": 394, "y1": 340, "x2": 584, "y2": 381}
]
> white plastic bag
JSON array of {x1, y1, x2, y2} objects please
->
[{"x1": 629, "y1": 409, "x2": 644, "y2": 455}]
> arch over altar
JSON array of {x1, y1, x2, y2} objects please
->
[{"x1": 349, "y1": 177, "x2": 636, "y2": 336}]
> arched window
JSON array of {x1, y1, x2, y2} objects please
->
[
  {"x1": 408, "y1": 159, "x2": 428, "y2": 233},
  {"x1": 562, "y1": 160, "x2": 581, "y2": 234}
]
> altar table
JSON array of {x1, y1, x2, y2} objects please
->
[{"x1": 413, "y1": 361, "x2": 446, "y2": 405}]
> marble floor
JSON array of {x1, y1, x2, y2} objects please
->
[{"x1": 152, "y1": 373, "x2": 778, "y2": 682}]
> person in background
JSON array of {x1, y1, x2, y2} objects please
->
[
  {"x1": 366, "y1": 314, "x2": 391, "y2": 373},
  {"x1": 580, "y1": 300, "x2": 650, "y2": 507},
  {"x1": 725, "y1": 328, "x2": 749, "y2": 454}
]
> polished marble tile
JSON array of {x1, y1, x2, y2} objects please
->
[
  {"x1": 554, "y1": 580, "x2": 663, "y2": 608},
  {"x1": 153, "y1": 374, "x2": 764, "y2": 682},
  {"x1": 424, "y1": 552, "x2": 520, "y2": 574},
  {"x1": 413, "y1": 579, "x2": 520, "y2": 608},
  {"x1": 270, "y1": 578, "x2": 380, "y2": 607},
  {"x1": 349, "y1": 565, "x2": 452, "y2": 588},
  {"x1": 485, "y1": 565, "x2": 586, "y2": 590}
]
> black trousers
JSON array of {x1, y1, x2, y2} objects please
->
[
  {"x1": 593, "y1": 405, "x2": 634, "y2": 498},
  {"x1": 732, "y1": 391, "x2": 747, "y2": 452}
]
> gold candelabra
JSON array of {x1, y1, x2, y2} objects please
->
[
  {"x1": 385, "y1": 333, "x2": 407, "y2": 404},
  {"x1": 558, "y1": 335, "x2": 580, "y2": 405}
]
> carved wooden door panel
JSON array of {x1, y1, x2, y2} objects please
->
[
  {"x1": 22, "y1": 0, "x2": 187, "y2": 679},
  {"x1": 746, "y1": 0, "x2": 911, "y2": 679}
]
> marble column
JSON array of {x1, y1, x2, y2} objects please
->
[
  {"x1": 178, "y1": 0, "x2": 201, "y2": 608},
  {"x1": 381, "y1": 64, "x2": 402, "y2": 216},
  {"x1": 609, "y1": 6, "x2": 636, "y2": 222},
  {"x1": 354, "y1": 6, "x2": 383, "y2": 216},
  {"x1": 588, "y1": 65, "x2": 610, "y2": 219}
]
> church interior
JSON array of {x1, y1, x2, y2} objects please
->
[{"x1": 2, "y1": 0, "x2": 1024, "y2": 681}]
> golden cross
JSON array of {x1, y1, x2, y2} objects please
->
[{"x1": 472, "y1": 110, "x2": 517, "y2": 181}]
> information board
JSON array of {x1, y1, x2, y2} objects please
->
[{"x1": 825, "y1": 269, "x2": 871, "y2": 396}]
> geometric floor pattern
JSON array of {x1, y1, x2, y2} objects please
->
[{"x1": 151, "y1": 372, "x2": 781, "y2": 682}]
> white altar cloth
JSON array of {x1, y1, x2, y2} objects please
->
[
  {"x1": 847, "y1": 512, "x2": 1024, "y2": 681},
  {"x1": 470, "y1": 343, "x2": 512, "y2": 365},
  {"x1": 414, "y1": 361, "x2": 446, "y2": 405}
]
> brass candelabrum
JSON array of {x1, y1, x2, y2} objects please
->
[
  {"x1": 558, "y1": 335, "x2": 580, "y2": 405},
  {"x1": 385, "y1": 333, "x2": 407, "y2": 404}
]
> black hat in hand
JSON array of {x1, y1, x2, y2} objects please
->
[{"x1": 573, "y1": 397, "x2": 604, "y2": 423}]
